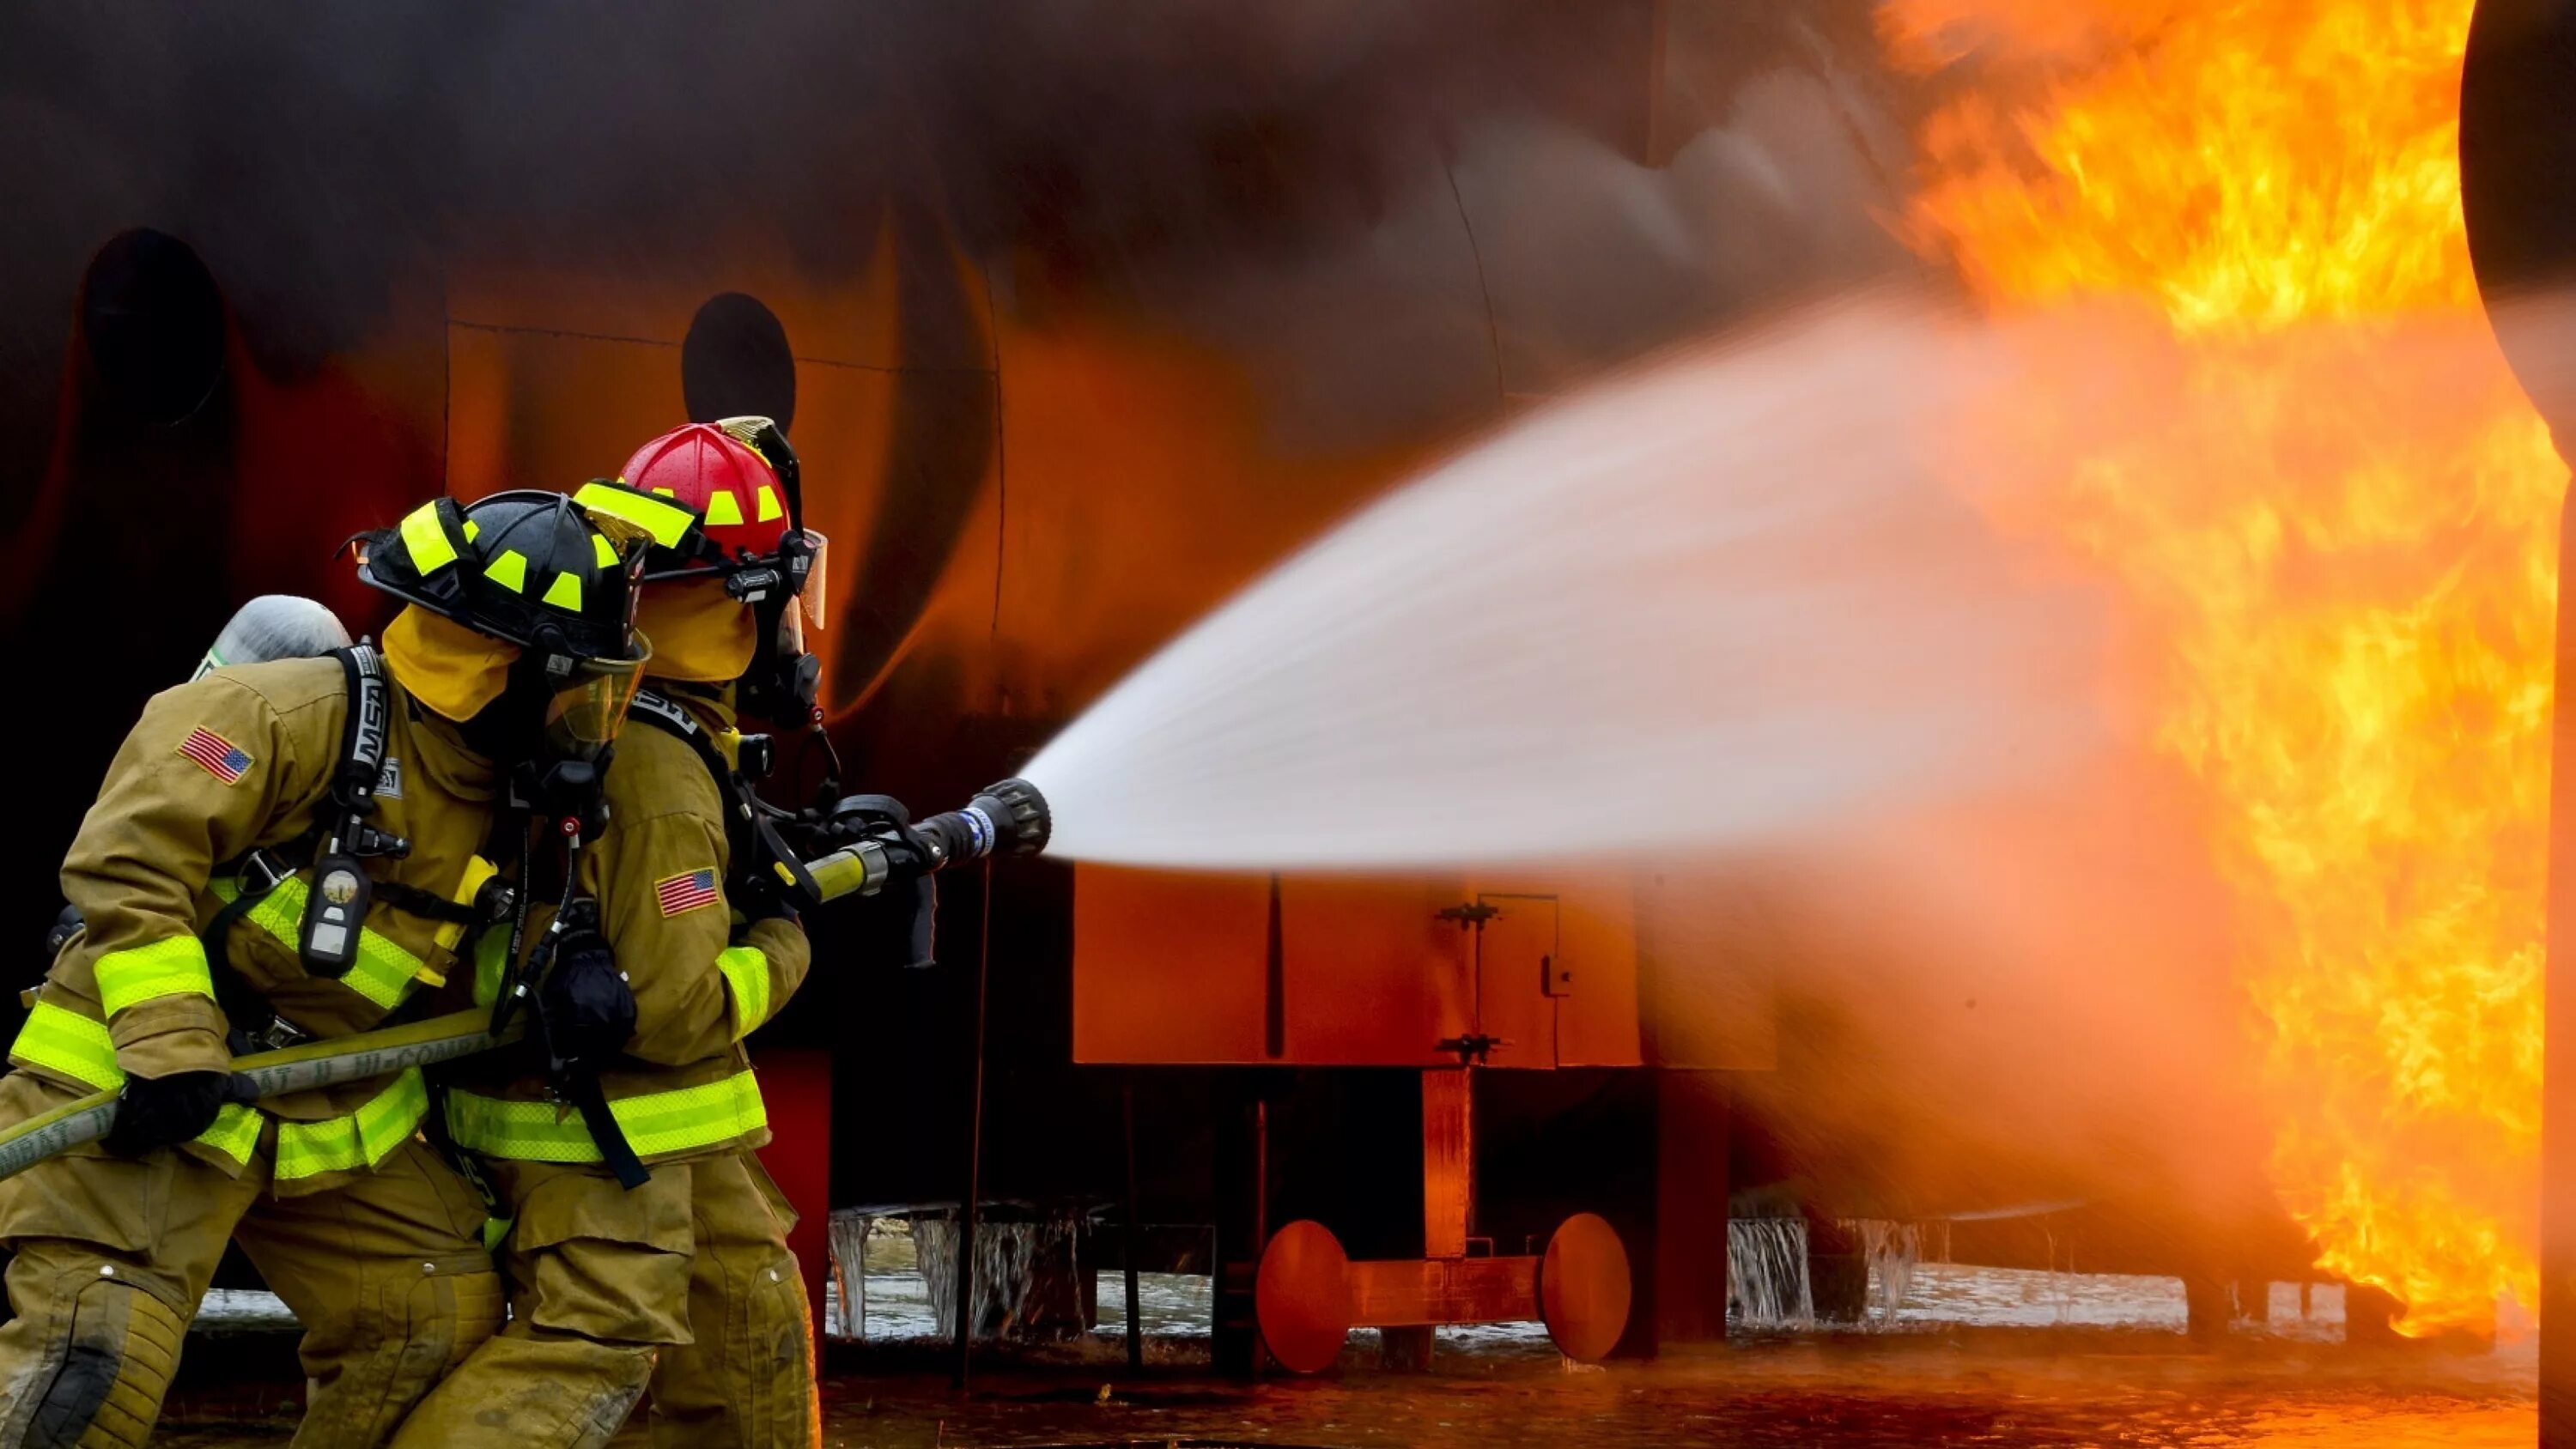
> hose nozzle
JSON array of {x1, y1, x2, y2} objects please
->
[
  {"x1": 914, "y1": 778, "x2": 1052, "y2": 869},
  {"x1": 793, "y1": 778, "x2": 1052, "y2": 906}
]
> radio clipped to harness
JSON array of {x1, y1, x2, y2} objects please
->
[{"x1": 295, "y1": 646, "x2": 410, "y2": 978}]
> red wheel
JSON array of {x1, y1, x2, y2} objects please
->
[
  {"x1": 1539, "y1": 1212, "x2": 1631, "y2": 1362},
  {"x1": 1254, "y1": 1219, "x2": 1352, "y2": 1374}
]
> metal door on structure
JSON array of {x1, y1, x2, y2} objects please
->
[{"x1": 1469, "y1": 893, "x2": 1564, "y2": 1070}]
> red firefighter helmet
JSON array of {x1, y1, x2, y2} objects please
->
[
  {"x1": 616, "y1": 420, "x2": 792, "y2": 563},
  {"x1": 574, "y1": 417, "x2": 829, "y2": 721},
  {"x1": 577, "y1": 416, "x2": 824, "y2": 621}
]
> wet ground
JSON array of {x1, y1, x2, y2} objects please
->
[
  {"x1": 152, "y1": 1335, "x2": 2537, "y2": 1448},
  {"x1": 155, "y1": 1239, "x2": 2521, "y2": 1446},
  {"x1": 814, "y1": 1334, "x2": 2534, "y2": 1448}
]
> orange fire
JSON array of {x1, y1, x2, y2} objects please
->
[{"x1": 1882, "y1": 0, "x2": 2564, "y2": 1331}]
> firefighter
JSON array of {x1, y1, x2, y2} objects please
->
[
  {"x1": 397, "y1": 420, "x2": 823, "y2": 1449},
  {"x1": 0, "y1": 488, "x2": 650, "y2": 1448}
]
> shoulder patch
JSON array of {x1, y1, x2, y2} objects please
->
[
  {"x1": 655, "y1": 868, "x2": 722, "y2": 918},
  {"x1": 178, "y1": 727, "x2": 254, "y2": 785}
]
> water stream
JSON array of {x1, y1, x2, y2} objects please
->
[{"x1": 1024, "y1": 293, "x2": 2101, "y2": 870}]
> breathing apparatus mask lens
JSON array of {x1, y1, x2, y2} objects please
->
[{"x1": 541, "y1": 646, "x2": 649, "y2": 762}]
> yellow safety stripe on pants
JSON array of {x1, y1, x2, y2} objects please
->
[
  {"x1": 9, "y1": 1001, "x2": 120, "y2": 1090},
  {"x1": 715, "y1": 946, "x2": 773, "y2": 1040},
  {"x1": 274, "y1": 1067, "x2": 430, "y2": 1180},
  {"x1": 444, "y1": 1070, "x2": 767, "y2": 1163},
  {"x1": 5, "y1": 1002, "x2": 263, "y2": 1166},
  {"x1": 94, "y1": 936, "x2": 216, "y2": 1016},
  {"x1": 211, "y1": 876, "x2": 425, "y2": 1013}
]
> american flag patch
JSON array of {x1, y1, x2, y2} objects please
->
[
  {"x1": 656, "y1": 868, "x2": 720, "y2": 918},
  {"x1": 178, "y1": 727, "x2": 253, "y2": 785}
]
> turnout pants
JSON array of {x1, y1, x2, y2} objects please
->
[
  {"x1": 404, "y1": 1150, "x2": 817, "y2": 1449},
  {"x1": 0, "y1": 1074, "x2": 501, "y2": 1449},
  {"x1": 391, "y1": 1158, "x2": 690, "y2": 1449},
  {"x1": 640, "y1": 1149, "x2": 816, "y2": 1448}
]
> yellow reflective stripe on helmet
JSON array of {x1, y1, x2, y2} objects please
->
[
  {"x1": 703, "y1": 489, "x2": 744, "y2": 527},
  {"x1": 485, "y1": 549, "x2": 529, "y2": 593},
  {"x1": 398, "y1": 503, "x2": 459, "y2": 576},
  {"x1": 94, "y1": 937, "x2": 216, "y2": 1016},
  {"x1": 754, "y1": 484, "x2": 783, "y2": 523},
  {"x1": 573, "y1": 482, "x2": 697, "y2": 549},
  {"x1": 195, "y1": 1102, "x2": 263, "y2": 1166},
  {"x1": 592, "y1": 534, "x2": 618, "y2": 569},
  {"x1": 445, "y1": 1070, "x2": 767, "y2": 1163},
  {"x1": 10, "y1": 1001, "x2": 122, "y2": 1091},
  {"x1": 274, "y1": 1068, "x2": 428, "y2": 1180},
  {"x1": 715, "y1": 946, "x2": 773, "y2": 1040},
  {"x1": 463, "y1": 518, "x2": 481, "y2": 543},
  {"x1": 540, "y1": 572, "x2": 584, "y2": 611},
  {"x1": 210, "y1": 876, "x2": 426, "y2": 1013}
]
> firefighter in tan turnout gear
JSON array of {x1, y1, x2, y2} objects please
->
[
  {"x1": 0, "y1": 488, "x2": 651, "y2": 1447},
  {"x1": 398, "y1": 420, "x2": 825, "y2": 1449}
]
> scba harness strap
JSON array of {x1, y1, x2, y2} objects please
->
[
  {"x1": 201, "y1": 647, "x2": 404, "y2": 974},
  {"x1": 629, "y1": 689, "x2": 759, "y2": 874},
  {"x1": 296, "y1": 646, "x2": 405, "y2": 976},
  {"x1": 197, "y1": 646, "x2": 491, "y2": 1051},
  {"x1": 629, "y1": 688, "x2": 817, "y2": 912}
]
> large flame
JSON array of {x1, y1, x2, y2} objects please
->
[{"x1": 1882, "y1": 0, "x2": 2564, "y2": 1331}]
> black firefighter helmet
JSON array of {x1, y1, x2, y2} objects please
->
[
  {"x1": 361, "y1": 490, "x2": 646, "y2": 665},
  {"x1": 357, "y1": 489, "x2": 653, "y2": 759}
]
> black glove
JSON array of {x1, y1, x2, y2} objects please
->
[
  {"x1": 43, "y1": 905, "x2": 82, "y2": 959},
  {"x1": 535, "y1": 925, "x2": 635, "y2": 1079},
  {"x1": 732, "y1": 874, "x2": 800, "y2": 929},
  {"x1": 105, "y1": 1070, "x2": 252, "y2": 1155}
]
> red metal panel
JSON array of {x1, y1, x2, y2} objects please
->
[
  {"x1": 1075, "y1": 869, "x2": 1645, "y2": 1067},
  {"x1": 1471, "y1": 893, "x2": 1558, "y2": 1070},
  {"x1": 1345, "y1": 1256, "x2": 1540, "y2": 1327},
  {"x1": 1422, "y1": 1070, "x2": 1473, "y2": 1257},
  {"x1": 1552, "y1": 879, "x2": 1643, "y2": 1066},
  {"x1": 1279, "y1": 877, "x2": 1470, "y2": 1066},
  {"x1": 1072, "y1": 866, "x2": 1270, "y2": 1064},
  {"x1": 754, "y1": 1046, "x2": 833, "y2": 1361}
]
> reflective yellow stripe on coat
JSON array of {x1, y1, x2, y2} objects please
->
[
  {"x1": 715, "y1": 945, "x2": 774, "y2": 1040},
  {"x1": 7, "y1": 1000, "x2": 262, "y2": 1167},
  {"x1": 211, "y1": 876, "x2": 428, "y2": 1012},
  {"x1": 274, "y1": 1068, "x2": 430, "y2": 1180},
  {"x1": 444, "y1": 1070, "x2": 767, "y2": 1163},
  {"x1": 10, "y1": 1001, "x2": 118, "y2": 1090},
  {"x1": 93, "y1": 935, "x2": 216, "y2": 1016}
]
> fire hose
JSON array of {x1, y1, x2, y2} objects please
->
[{"x1": 0, "y1": 1006, "x2": 519, "y2": 1185}]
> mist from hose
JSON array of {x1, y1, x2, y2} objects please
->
[{"x1": 1024, "y1": 292, "x2": 2108, "y2": 870}]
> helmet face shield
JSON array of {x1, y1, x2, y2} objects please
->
[
  {"x1": 541, "y1": 647, "x2": 648, "y2": 762},
  {"x1": 793, "y1": 530, "x2": 828, "y2": 632}
]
